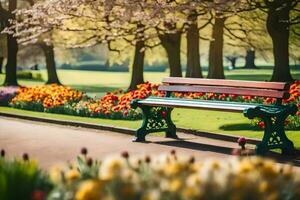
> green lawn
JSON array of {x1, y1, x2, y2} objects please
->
[
  {"x1": 1, "y1": 68, "x2": 299, "y2": 149},
  {"x1": 0, "y1": 70, "x2": 169, "y2": 97},
  {"x1": 1, "y1": 68, "x2": 300, "y2": 97}
]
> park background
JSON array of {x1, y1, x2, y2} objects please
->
[
  {"x1": 0, "y1": 0, "x2": 299, "y2": 147},
  {"x1": 0, "y1": 1, "x2": 300, "y2": 199}
]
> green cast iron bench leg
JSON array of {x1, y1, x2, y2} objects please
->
[
  {"x1": 244, "y1": 104, "x2": 298, "y2": 155},
  {"x1": 131, "y1": 100, "x2": 177, "y2": 142}
]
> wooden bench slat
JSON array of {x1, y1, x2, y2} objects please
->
[
  {"x1": 158, "y1": 85, "x2": 289, "y2": 99},
  {"x1": 162, "y1": 77, "x2": 289, "y2": 90},
  {"x1": 138, "y1": 98, "x2": 257, "y2": 112}
]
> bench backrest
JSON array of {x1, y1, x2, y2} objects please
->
[{"x1": 158, "y1": 77, "x2": 290, "y2": 99}]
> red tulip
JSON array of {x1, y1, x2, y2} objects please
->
[{"x1": 32, "y1": 190, "x2": 46, "y2": 200}]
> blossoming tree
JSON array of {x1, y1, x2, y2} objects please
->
[
  {"x1": 0, "y1": 0, "x2": 18, "y2": 85},
  {"x1": 10, "y1": 0, "x2": 236, "y2": 86},
  {"x1": 1, "y1": 0, "x2": 62, "y2": 85}
]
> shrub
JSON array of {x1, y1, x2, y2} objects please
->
[
  {"x1": 17, "y1": 71, "x2": 44, "y2": 81},
  {"x1": 17, "y1": 71, "x2": 33, "y2": 79}
]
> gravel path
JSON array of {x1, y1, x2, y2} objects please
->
[{"x1": 0, "y1": 116, "x2": 248, "y2": 169}]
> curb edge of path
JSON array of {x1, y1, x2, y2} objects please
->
[{"x1": 0, "y1": 111, "x2": 260, "y2": 145}]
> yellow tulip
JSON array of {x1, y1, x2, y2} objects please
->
[
  {"x1": 75, "y1": 180, "x2": 103, "y2": 200},
  {"x1": 65, "y1": 169, "x2": 80, "y2": 183}
]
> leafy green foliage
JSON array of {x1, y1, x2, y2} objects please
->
[
  {"x1": 76, "y1": 156, "x2": 100, "y2": 179},
  {"x1": 0, "y1": 157, "x2": 52, "y2": 200}
]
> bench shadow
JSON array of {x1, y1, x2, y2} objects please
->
[
  {"x1": 151, "y1": 139, "x2": 300, "y2": 167},
  {"x1": 220, "y1": 123, "x2": 300, "y2": 131},
  {"x1": 267, "y1": 150, "x2": 300, "y2": 167},
  {"x1": 152, "y1": 139, "x2": 234, "y2": 155},
  {"x1": 219, "y1": 123, "x2": 261, "y2": 131}
]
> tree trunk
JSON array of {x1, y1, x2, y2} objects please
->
[
  {"x1": 4, "y1": 31, "x2": 18, "y2": 86},
  {"x1": 231, "y1": 58, "x2": 237, "y2": 69},
  {"x1": 244, "y1": 49, "x2": 257, "y2": 69},
  {"x1": 104, "y1": 59, "x2": 110, "y2": 70},
  {"x1": 128, "y1": 40, "x2": 145, "y2": 90},
  {"x1": 267, "y1": 1, "x2": 293, "y2": 82},
  {"x1": 159, "y1": 32, "x2": 182, "y2": 77},
  {"x1": 186, "y1": 14, "x2": 202, "y2": 78},
  {"x1": 0, "y1": 57, "x2": 3, "y2": 73},
  {"x1": 3, "y1": 0, "x2": 18, "y2": 86},
  {"x1": 40, "y1": 43, "x2": 61, "y2": 85},
  {"x1": 208, "y1": 17, "x2": 226, "y2": 79}
]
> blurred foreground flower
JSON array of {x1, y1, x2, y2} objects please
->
[{"x1": 47, "y1": 151, "x2": 300, "y2": 200}]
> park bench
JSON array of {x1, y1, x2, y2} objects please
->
[{"x1": 131, "y1": 77, "x2": 298, "y2": 155}]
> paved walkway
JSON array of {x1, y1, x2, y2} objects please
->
[{"x1": 0, "y1": 116, "x2": 247, "y2": 168}]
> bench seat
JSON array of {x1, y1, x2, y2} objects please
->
[{"x1": 137, "y1": 97, "x2": 258, "y2": 112}]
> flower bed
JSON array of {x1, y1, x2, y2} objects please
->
[
  {"x1": 0, "y1": 86, "x2": 19, "y2": 106},
  {"x1": 1, "y1": 149, "x2": 300, "y2": 200},
  {"x1": 9, "y1": 82, "x2": 163, "y2": 120},
  {"x1": 7, "y1": 80, "x2": 300, "y2": 126},
  {"x1": 59, "y1": 82, "x2": 163, "y2": 120},
  {"x1": 255, "y1": 81, "x2": 300, "y2": 129},
  {"x1": 10, "y1": 84, "x2": 84, "y2": 112}
]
